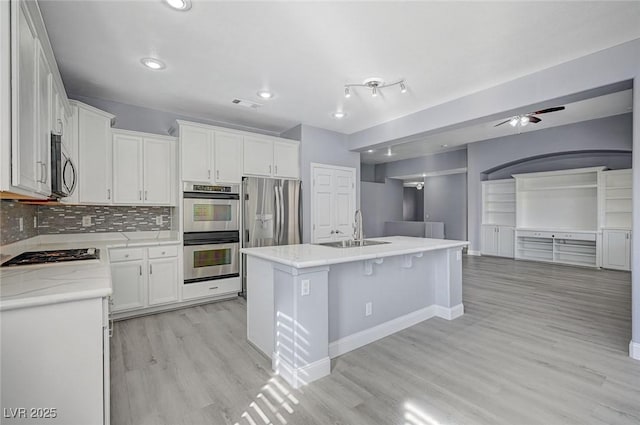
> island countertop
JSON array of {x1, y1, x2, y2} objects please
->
[{"x1": 241, "y1": 236, "x2": 469, "y2": 268}]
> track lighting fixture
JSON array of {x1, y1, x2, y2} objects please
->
[{"x1": 344, "y1": 77, "x2": 407, "y2": 98}]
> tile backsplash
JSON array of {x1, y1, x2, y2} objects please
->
[
  {"x1": 1, "y1": 200, "x2": 174, "y2": 246},
  {"x1": 0, "y1": 201, "x2": 38, "y2": 245}
]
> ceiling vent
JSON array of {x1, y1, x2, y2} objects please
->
[{"x1": 232, "y1": 98, "x2": 262, "y2": 109}]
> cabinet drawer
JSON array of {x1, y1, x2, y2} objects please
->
[
  {"x1": 554, "y1": 232, "x2": 596, "y2": 241},
  {"x1": 182, "y1": 277, "x2": 241, "y2": 300},
  {"x1": 148, "y1": 245, "x2": 179, "y2": 259},
  {"x1": 109, "y1": 248, "x2": 144, "y2": 262},
  {"x1": 517, "y1": 230, "x2": 554, "y2": 239}
]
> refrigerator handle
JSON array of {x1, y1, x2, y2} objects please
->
[
  {"x1": 279, "y1": 185, "x2": 285, "y2": 243},
  {"x1": 274, "y1": 184, "x2": 281, "y2": 245}
]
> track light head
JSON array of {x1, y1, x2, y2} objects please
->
[
  {"x1": 400, "y1": 82, "x2": 407, "y2": 93},
  {"x1": 344, "y1": 86, "x2": 351, "y2": 98}
]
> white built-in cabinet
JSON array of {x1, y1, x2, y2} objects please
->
[
  {"x1": 75, "y1": 101, "x2": 115, "y2": 204},
  {"x1": 112, "y1": 130, "x2": 175, "y2": 205},
  {"x1": 480, "y1": 180, "x2": 515, "y2": 258},
  {"x1": 179, "y1": 121, "x2": 244, "y2": 183},
  {"x1": 600, "y1": 169, "x2": 633, "y2": 271},
  {"x1": 110, "y1": 245, "x2": 180, "y2": 313},
  {"x1": 602, "y1": 230, "x2": 631, "y2": 271},
  {"x1": 243, "y1": 136, "x2": 300, "y2": 178},
  {"x1": 311, "y1": 164, "x2": 356, "y2": 243},
  {"x1": 178, "y1": 120, "x2": 300, "y2": 183}
]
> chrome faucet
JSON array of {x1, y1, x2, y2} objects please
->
[{"x1": 353, "y1": 209, "x2": 363, "y2": 242}]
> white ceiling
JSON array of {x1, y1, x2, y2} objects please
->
[
  {"x1": 39, "y1": 1, "x2": 640, "y2": 136},
  {"x1": 363, "y1": 89, "x2": 633, "y2": 164}
]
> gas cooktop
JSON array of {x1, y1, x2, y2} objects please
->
[{"x1": 1, "y1": 248, "x2": 100, "y2": 267}]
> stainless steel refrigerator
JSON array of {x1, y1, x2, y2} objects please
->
[{"x1": 241, "y1": 177, "x2": 302, "y2": 293}]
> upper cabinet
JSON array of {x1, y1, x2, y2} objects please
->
[
  {"x1": 75, "y1": 101, "x2": 115, "y2": 204},
  {"x1": 5, "y1": 0, "x2": 71, "y2": 199},
  {"x1": 179, "y1": 121, "x2": 247, "y2": 184},
  {"x1": 243, "y1": 136, "x2": 300, "y2": 179},
  {"x1": 112, "y1": 130, "x2": 176, "y2": 206}
]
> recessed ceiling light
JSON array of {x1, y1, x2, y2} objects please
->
[
  {"x1": 257, "y1": 90, "x2": 274, "y2": 100},
  {"x1": 441, "y1": 144, "x2": 448, "y2": 147},
  {"x1": 386, "y1": 148, "x2": 392, "y2": 156},
  {"x1": 140, "y1": 57, "x2": 166, "y2": 70},
  {"x1": 332, "y1": 111, "x2": 346, "y2": 119},
  {"x1": 367, "y1": 149, "x2": 374, "y2": 153},
  {"x1": 165, "y1": 0, "x2": 191, "y2": 11}
]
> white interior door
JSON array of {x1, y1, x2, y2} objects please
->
[
  {"x1": 311, "y1": 164, "x2": 357, "y2": 243},
  {"x1": 312, "y1": 166, "x2": 335, "y2": 243},
  {"x1": 143, "y1": 137, "x2": 173, "y2": 205}
]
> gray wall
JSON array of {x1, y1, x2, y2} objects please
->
[
  {"x1": 423, "y1": 173, "x2": 467, "y2": 241},
  {"x1": 468, "y1": 113, "x2": 633, "y2": 253},
  {"x1": 403, "y1": 187, "x2": 424, "y2": 221},
  {"x1": 382, "y1": 149, "x2": 467, "y2": 178},
  {"x1": 361, "y1": 163, "x2": 376, "y2": 182},
  {"x1": 361, "y1": 179, "x2": 403, "y2": 238},
  {"x1": 286, "y1": 125, "x2": 360, "y2": 243}
]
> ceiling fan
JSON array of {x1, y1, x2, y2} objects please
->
[{"x1": 494, "y1": 106, "x2": 565, "y2": 127}]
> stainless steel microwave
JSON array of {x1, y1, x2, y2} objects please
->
[{"x1": 50, "y1": 133, "x2": 76, "y2": 198}]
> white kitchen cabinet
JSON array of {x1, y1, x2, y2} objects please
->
[
  {"x1": 274, "y1": 139, "x2": 300, "y2": 178},
  {"x1": 214, "y1": 131, "x2": 243, "y2": 183},
  {"x1": 1, "y1": 296, "x2": 109, "y2": 425},
  {"x1": 311, "y1": 164, "x2": 356, "y2": 243},
  {"x1": 76, "y1": 101, "x2": 115, "y2": 204},
  {"x1": 112, "y1": 130, "x2": 175, "y2": 206},
  {"x1": 110, "y1": 244, "x2": 181, "y2": 314},
  {"x1": 602, "y1": 229, "x2": 631, "y2": 271},
  {"x1": 34, "y1": 41, "x2": 51, "y2": 195},
  {"x1": 112, "y1": 133, "x2": 143, "y2": 204},
  {"x1": 148, "y1": 257, "x2": 179, "y2": 306},
  {"x1": 243, "y1": 136, "x2": 274, "y2": 177},
  {"x1": 180, "y1": 124, "x2": 212, "y2": 182},
  {"x1": 110, "y1": 260, "x2": 145, "y2": 312},
  {"x1": 481, "y1": 225, "x2": 514, "y2": 258}
]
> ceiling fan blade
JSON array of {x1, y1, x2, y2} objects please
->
[
  {"x1": 494, "y1": 119, "x2": 511, "y2": 127},
  {"x1": 529, "y1": 116, "x2": 541, "y2": 123},
  {"x1": 532, "y1": 106, "x2": 565, "y2": 115}
]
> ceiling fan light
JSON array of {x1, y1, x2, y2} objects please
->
[
  {"x1": 372, "y1": 86, "x2": 378, "y2": 97},
  {"x1": 520, "y1": 116, "x2": 530, "y2": 126},
  {"x1": 509, "y1": 117, "x2": 519, "y2": 127},
  {"x1": 344, "y1": 87, "x2": 351, "y2": 98},
  {"x1": 165, "y1": 0, "x2": 191, "y2": 11},
  {"x1": 416, "y1": 183, "x2": 424, "y2": 190}
]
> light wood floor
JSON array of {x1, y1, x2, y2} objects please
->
[{"x1": 110, "y1": 256, "x2": 640, "y2": 425}]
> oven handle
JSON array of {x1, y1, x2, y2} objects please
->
[
  {"x1": 183, "y1": 192, "x2": 239, "y2": 200},
  {"x1": 183, "y1": 238, "x2": 239, "y2": 246}
]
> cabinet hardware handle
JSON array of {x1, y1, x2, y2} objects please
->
[
  {"x1": 208, "y1": 170, "x2": 211, "y2": 180},
  {"x1": 275, "y1": 165, "x2": 278, "y2": 175},
  {"x1": 330, "y1": 230, "x2": 335, "y2": 234},
  {"x1": 57, "y1": 118, "x2": 63, "y2": 135},
  {"x1": 139, "y1": 265, "x2": 142, "y2": 276},
  {"x1": 161, "y1": 251, "x2": 166, "y2": 255},
  {"x1": 139, "y1": 190, "x2": 142, "y2": 200},
  {"x1": 626, "y1": 233, "x2": 629, "y2": 239},
  {"x1": 108, "y1": 318, "x2": 114, "y2": 338},
  {"x1": 209, "y1": 286, "x2": 219, "y2": 290},
  {"x1": 144, "y1": 190, "x2": 148, "y2": 200},
  {"x1": 216, "y1": 170, "x2": 220, "y2": 180},
  {"x1": 269, "y1": 165, "x2": 272, "y2": 174},
  {"x1": 107, "y1": 189, "x2": 111, "y2": 200},
  {"x1": 150, "y1": 264, "x2": 153, "y2": 274},
  {"x1": 124, "y1": 254, "x2": 129, "y2": 258}
]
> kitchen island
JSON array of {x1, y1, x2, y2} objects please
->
[{"x1": 241, "y1": 236, "x2": 469, "y2": 388}]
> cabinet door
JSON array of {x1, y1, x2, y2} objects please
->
[
  {"x1": 35, "y1": 42, "x2": 51, "y2": 195},
  {"x1": 497, "y1": 226, "x2": 515, "y2": 258},
  {"x1": 481, "y1": 225, "x2": 498, "y2": 255},
  {"x1": 181, "y1": 125, "x2": 211, "y2": 182},
  {"x1": 148, "y1": 258, "x2": 179, "y2": 306},
  {"x1": 333, "y1": 168, "x2": 356, "y2": 240},
  {"x1": 602, "y1": 230, "x2": 631, "y2": 271},
  {"x1": 214, "y1": 131, "x2": 242, "y2": 183},
  {"x1": 11, "y1": 3, "x2": 39, "y2": 193},
  {"x1": 243, "y1": 136, "x2": 273, "y2": 176},
  {"x1": 312, "y1": 167, "x2": 335, "y2": 243},
  {"x1": 111, "y1": 261, "x2": 145, "y2": 312},
  {"x1": 143, "y1": 137, "x2": 173, "y2": 205},
  {"x1": 112, "y1": 134, "x2": 143, "y2": 204},
  {"x1": 273, "y1": 140, "x2": 299, "y2": 178},
  {"x1": 78, "y1": 107, "x2": 112, "y2": 203}
]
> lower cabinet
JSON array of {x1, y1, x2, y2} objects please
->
[
  {"x1": 602, "y1": 229, "x2": 632, "y2": 271},
  {"x1": 481, "y1": 225, "x2": 514, "y2": 258},
  {"x1": 110, "y1": 244, "x2": 179, "y2": 313}
]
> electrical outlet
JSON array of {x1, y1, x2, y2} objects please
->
[
  {"x1": 365, "y1": 302, "x2": 372, "y2": 316},
  {"x1": 301, "y1": 279, "x2": 310, "y2": 296},
  {"x1": 82, "y1": 216, "x2": 92, "y2": 227},
  {"x1": 156, "y1": 215, "x2": 163, "y2": 226},
  {"x1": 18, "y1": 217, "x2": 24, "y2": 232}
]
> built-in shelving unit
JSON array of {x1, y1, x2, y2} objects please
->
[
  {"x1": 601, "y1": 169, "x2": 632, "y2": 229},
  {"x1": 481, "y1": 179, "x2": 516, "y2": 258}
]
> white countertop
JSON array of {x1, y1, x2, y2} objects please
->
[
  {"x1": 0, "y1": 232, "x2": 181, "y2": 311},
  {"x1": 241, "y1": 236, "x2": 469, "y2": 269}
]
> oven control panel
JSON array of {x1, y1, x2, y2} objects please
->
[{"x1": 183, "y1": 182, "x2": 240, "y2": 194}]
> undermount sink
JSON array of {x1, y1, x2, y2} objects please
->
[{"x1": 317, "y1": 239, "x2": 391, "y2": 248}]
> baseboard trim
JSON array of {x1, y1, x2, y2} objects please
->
[
  {"x1": 329, "y1": 305, "x2": 437, "y2": 358},
  {"x1": 630, "y1": 341, "x2": 640, "y2": 361},
  {"x1": 435, "y1": 303, "x2": 464, "y2": 320},
  {"x1": 272, "y1": 352, "x2": 330, "y2": 389},
  {"x1": 467, "y1": 250, "x2": 481, "y2": 256}
]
